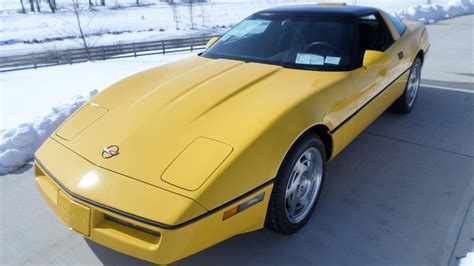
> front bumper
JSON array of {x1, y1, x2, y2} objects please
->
[{"x1": 35, "y1": 138, "x2": 273, "y2": 264}]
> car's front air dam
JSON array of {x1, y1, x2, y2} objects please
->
[{"x1": 35, "y1": 137, "x2": 273, "y2": 264}]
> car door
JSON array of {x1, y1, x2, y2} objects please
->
[
  {"x1": 347, "y1": 13, "x2": 408, "y2": 135},
  {"x1": 350, "y1": 13, "x2": 402, "y2": 109}
]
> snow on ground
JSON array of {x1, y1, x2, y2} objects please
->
[
  {"x1": 459, "y1": 252, "x2": 474, "y2": 266},
  {"x1": 0, "y1": 52, "x2": 195, "y2": 175},
  {"x1": 1, "y1": 0, "x2": 472, "y2": 55}
]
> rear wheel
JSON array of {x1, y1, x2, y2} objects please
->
[
  {"x1": 394, "y1": 57, "x2": 422, "y2": 113},
  {"x1": 266, "y1": 133, "x2": 326, "y2": 234}
]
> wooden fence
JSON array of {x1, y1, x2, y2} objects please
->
[{"x1": 0, "y1": 35, "x2": 215, "y2": 72}]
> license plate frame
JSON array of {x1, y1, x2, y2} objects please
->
[{"x1": 57, "y1": 191, "x2": 91, "y2": 236}]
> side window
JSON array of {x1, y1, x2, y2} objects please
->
[
  {"x1": 358, "y1": 13, "x2": 394, "y2": 52},
  {"x1": 387, "y1": 14, "x2": 407, "y2": 36}
]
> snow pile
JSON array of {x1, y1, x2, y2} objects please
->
[
  {"x1": 394, "y1": 0, "x2": 473, "y2": 24},
  {"x1": 459, "y1": 252, "x2": 474, "y2": 266},
  {"x1": 0, "y1": 90, "x2": 97, "y2": 175}
]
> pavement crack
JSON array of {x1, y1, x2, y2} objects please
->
[
  {"x1": 448, "y1": 197, "x2": 474, "y2": 266},
  {"x1": 362, "y1": 131, "x2": 474, "y2": 159}
]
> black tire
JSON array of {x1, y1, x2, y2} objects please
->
[
  {"x1": 393, "y1": 57, "x2": 423, "y2": 114},
  {"x1": 265, "y1": 133, "x2": 326, "y2": 234}
]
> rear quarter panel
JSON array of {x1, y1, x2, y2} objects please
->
[
  {"x1": 404, "y1": 20, "x2": 430, "y2": 59},
  {"x1": 380, "y1": 10, "x2": 430, "y2": 61}
]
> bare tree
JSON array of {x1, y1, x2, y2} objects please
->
[
  {"x1": 188, "y1": 1, "x2": 195, "y2": 29},
  {"x1": 19, "y1": 0, "x2": 26, "y2": 13},
  {"x1": 50, "y1": 0, "x2": 103, "y2": 59},
  {"x1": 100, "y1": 0, "x2": 105, "y2": 6},
  {"x1": 46, "y1": 0, "x2": 56, "y2": 13},
  {"x1": 28, "y1": 0, "x2": 35, "y2": 11},
  {"x1": 54, "y1": 0, "x2": 94, "y2": 59},
  {"x1": 73, "y1": 0, "x2": 90, "y2": 59},
  {"x1": 34, "y1": 0, "x2": 41, "y2": 12},
  {"x1": 200, "y1": 2, "x2": 205, "y2": 26},
  {"x1": 166, "y1": 0, "x2": 179, "y2": 30}
]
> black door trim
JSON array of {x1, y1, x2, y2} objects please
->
[{"x1": 330, "y1": 67, "x2": 411, "y2": 134}]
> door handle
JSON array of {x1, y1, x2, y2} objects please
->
[{"x1": 398, "y1": 51, "x2": 405, "y2": 60}]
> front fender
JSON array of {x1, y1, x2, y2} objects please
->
[{"x1": 191, "y1": 71, "x2": 354, "y2": 210}]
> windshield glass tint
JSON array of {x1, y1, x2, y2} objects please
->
[{"x1": 202, "y1": 15, "x2": 354, "y2": 71}]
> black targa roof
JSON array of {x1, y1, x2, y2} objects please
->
[{"x1": 256, "y1": 5, "x2": 378, "y2": 17}]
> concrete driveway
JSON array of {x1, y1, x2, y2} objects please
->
[{"x1": 1, "y1": 15, "x2": 473, "y2": 266}]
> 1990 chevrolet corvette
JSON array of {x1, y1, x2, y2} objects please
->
[{"x1": 35, "y1": 3, "x2": 430, "y2": 264}]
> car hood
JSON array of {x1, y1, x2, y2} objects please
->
[{"x1": 52, "y1": 55, "x2": 338, "y2": 194}]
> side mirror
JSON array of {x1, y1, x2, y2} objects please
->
[
  {"x1": 363, "y1": 50, "x2": 390, "y2": 69},
  {"x1": 206, "y1": 37, "x2": 219, "y2": 49}
]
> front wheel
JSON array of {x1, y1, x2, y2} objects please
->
[
  {"x1": 265, "y1": 133, "x2": 326, "y2": 234},
  {"x1": 394, "y1": 57, "x2": 422, "y2": 113}
]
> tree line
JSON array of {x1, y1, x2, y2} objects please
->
[
  {"x1": 22, "y1": 0, "x2": 206, "y2": 61},
  {"x1": 19, "y1": 0, "x2": 103, "y2": 13},
  {"x1": 17, "y1": 0, "x2": 205, "y2": 14}
]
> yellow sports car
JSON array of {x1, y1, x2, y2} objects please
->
[{"x1": 35, "y1": 3, "x2": 430, "y2": 264}]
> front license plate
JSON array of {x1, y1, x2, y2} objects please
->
[{"x1": 57, "y1": 191, "x2": 91, "y2": 236}]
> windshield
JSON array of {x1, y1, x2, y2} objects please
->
[{"x1": 202, "y1": 15, "x2": 355, "y2": 71}]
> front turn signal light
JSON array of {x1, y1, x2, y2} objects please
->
[{"x1": 222, "y1": 193, "x2": 265, "y2": 220}]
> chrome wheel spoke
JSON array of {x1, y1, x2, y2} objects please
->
[
  {"x1": 287, "y1": 193, "x2": 298, "y2": 214},
  {"x1": 286, "y1": 181, "x2": 298, "y2": 195},
  {"x1": 295, "y1": 160, "x2": 309, "y2": 175},
  {"x1": 407, "y1": 62, "x2": 421, "y2": 107},
  {"x1": 299, "y1": 194, "x2": 309, "y2": 209},
  {"x1": 285, "y1": 147, "x2": 323, "y2": 224}
]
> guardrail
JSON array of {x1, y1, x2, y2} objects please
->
[{"x1": 0, "y1": 35, "x2": 215, "y2": 72}]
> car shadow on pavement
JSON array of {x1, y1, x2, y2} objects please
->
[{"x1": 85, "y1": 239, "x2": 155, "y2": 266}]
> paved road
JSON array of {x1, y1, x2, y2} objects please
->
[{"x1": 1, "y1": 15, "x2": 473, "y2": 266}]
